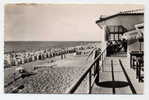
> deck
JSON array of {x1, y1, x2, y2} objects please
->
[{"x1": 91, "y1": 56, "x2": 144, "y2": 94}]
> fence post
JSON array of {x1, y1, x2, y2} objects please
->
[
  {"x1": 101, "y1": 53, "x2": 104, "y2": 72},
  {"x1": 95, "y1": 58, "x2": 99, "y2": 84},
  {"x1": 89, "y1": 70, "x2": 91, "y2": 94},
  {"x1": 94, "y1": 49, "x2": 100, "y2": 85}
]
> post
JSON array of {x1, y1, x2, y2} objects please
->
[
  {"x1": 94, "y1": 49, "x2": 100, "y2": 85},
  {"x1": 102, "y1": 53, "x2": 104, "y2": 71},
  {"x1": 130, "y1": 53, "x2": 132, "y2": 69},
  {"x1": 136, "y1": 60, "x2": 139, "y2": 79},
  {"x1": 89, "y1": 70, "x2": 91, "y2": 94},
  {"x1": 140, "y1": 41, "x2": 141, "y2": 51},
  {"x1": 95, "y1": 58, "x2": 99, "y2": 84}
]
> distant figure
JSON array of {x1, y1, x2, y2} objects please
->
[
  {"x1": 61, "y1": 53, "x2": 65, "y2": 59},
  {"x1": 107, "y1": 41, "x2": 112, "y2": 56},
  {"x1": 94, "y1": 48, "x2": 101, "y2": 76},
  {"x1": 122, "y1": 39, "x2": 127, "y2": 52},
  {"x1": 94, "y1": 48, "x2": 101, "y2": 59},
  {"x1": 61, "y1": 54, "x2": 63, "y2": 59}
]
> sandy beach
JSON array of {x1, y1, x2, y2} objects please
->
[{"x1": 4, "y1": 53, "x2": 94, "y2": 93}]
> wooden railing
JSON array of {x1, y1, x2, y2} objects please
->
[{"x1": 65, "y1": 47, "x2": 107, "y2": 94}]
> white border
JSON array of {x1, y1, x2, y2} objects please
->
[{"x1": 0, "y1": 0, "x2": 149, "y2": 100}]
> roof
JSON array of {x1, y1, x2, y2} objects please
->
[{"x1": 96, "y1": 9, "x2": 144, "y2": 23}]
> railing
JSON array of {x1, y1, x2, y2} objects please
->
[{"x1": 65, "y1": 47, "x2": 107, "y2": 94}]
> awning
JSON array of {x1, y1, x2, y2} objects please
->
[
  {"x1": 122, "y1": 30, "x2": 138, "y2": 40},
  {"x1": 135, "y1": 23, "x2": 144, "y2": 40},
  {"x1": 122, "y1": 27, "x2": 143, "y2": 40}
]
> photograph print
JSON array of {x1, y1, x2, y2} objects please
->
[{"x1": 4, "y1": 4, "x2": 144, "y2": 94}]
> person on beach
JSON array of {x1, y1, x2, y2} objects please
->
[
  {"x1": 91, "y1": 47, "x2": 101, "y2": 84},
  {"x1": 94, "y1": 48, "x2": 101, "y2": 71},
  {"x1": 61, "y1": 53, "x2": 64, "y2": 59},
  {"x1": 87, "y1": 46, "x2": 101, "y2": 75}
]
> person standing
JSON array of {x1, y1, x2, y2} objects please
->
[
  {"x1": 123, "y1": 39, "x2": 127, "y2": 52},
  {"x1": 94, "y1": 48, "x2": 101, "y2": 84}
]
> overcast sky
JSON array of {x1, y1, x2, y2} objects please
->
[{"x1": 5, "y1": 4, "x2": 143, "y2": 41}]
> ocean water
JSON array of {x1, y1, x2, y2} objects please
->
[{"x1": 4, "y1": 41, "x2": 101, "y2": 53}]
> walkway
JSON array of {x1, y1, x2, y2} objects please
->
[{"x1": 91, "y1": 56, "x2": 143, "y2": 94}]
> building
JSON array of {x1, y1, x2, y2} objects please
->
[
  {"x1": 96, "y1": 9, "x2": 144, "y2": 54},
  {"x1": 96, "y1": 9, "x2": 144, "y2": 82}
]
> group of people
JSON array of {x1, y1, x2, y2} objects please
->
[{"x1": 106, "y1": 39, "x2": 127, "y2": 56}]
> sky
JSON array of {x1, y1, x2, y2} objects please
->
[{"x1": 5, "y1": 4, "x2": 143, "y2": 41}]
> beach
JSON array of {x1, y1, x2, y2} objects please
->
[
  {"x1": 5, "y1": 53, "x2": 93, "y2": 93},
  {"x1": 4, "y1": 41, "x2": 100, "y2": 93}
]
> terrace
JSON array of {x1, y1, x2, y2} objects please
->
[{"x1": 66, "y1": 46, "x2": 144, "y2": 94}]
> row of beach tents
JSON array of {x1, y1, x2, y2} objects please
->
[{"x1": 4, "y1": 44, "x2": 95, "y2": 68}]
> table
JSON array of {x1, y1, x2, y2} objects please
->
[
  {"x1": 130, "y1": 51, "x2": 144, "y2": 69},
  {"x1": 130, "y1": 51, "x2": 144, "y2": 82}
]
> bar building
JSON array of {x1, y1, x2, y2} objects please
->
[
  {"x1": 96, "y1": 9, "x2": 144, "y2": 54},
  {"x1": 95, "y1": 9, "x2": 144, "y2": 93}
]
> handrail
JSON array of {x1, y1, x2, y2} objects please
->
[{"x1": 65, "y1": 47, "x2": 107, "y2": 94}]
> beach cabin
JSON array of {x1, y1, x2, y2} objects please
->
[{"x1": 4, "y1": 54, "x2": 12, "y2": 68}]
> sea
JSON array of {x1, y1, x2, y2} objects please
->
[{"x1": 4, "y1": 41, "x2": 101, "y2": 53}]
